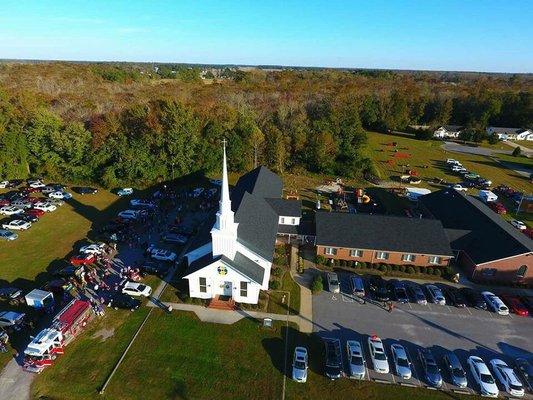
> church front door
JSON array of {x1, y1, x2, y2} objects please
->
[{"x1": 223, "y1": 281, "x2": 233, "y2": 297}]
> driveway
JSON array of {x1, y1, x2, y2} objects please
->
[
  {"x1": 312, "y1": 271, "x2": 533, "y2": 397},
  {"x1": 442, "y1": 141, "x2": 511, "y2": 156}
]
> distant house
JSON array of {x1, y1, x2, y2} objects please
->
[
  {"x1": 486, "y1": 127, "x2": 533, "y2": 141},
  {"x1": 433, "y1": 125, "x2": 464, "y2": 139},
  {"x1": 420, "y1": 189, "x2": 533, "y2": 286},
  {"x1": 315, "y1": 212, "x2": 454, "y2": 268}
]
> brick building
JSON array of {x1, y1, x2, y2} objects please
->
[
  {"x1": 315, "y1": 212, "x2": 454, "y2": 268},
  {"x1": 420, "y1": 189, "x2": 533, "y2": 286}
]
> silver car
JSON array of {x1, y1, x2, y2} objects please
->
[
  {"x1": 0, "y1": 229, "x2": 18, "y2": 241},
  {"x1": 347, "y1": 340, "x2": 366, "y2": 379},
  {"x1": 292, "y1": 347, "x2": 308, "y2": 383},
  {"x1": 391, "y1": 343, "x2": 412, "y2": 379},
  {"x1": 326, "y1": 272, "x2": 340, "y2": 293},
  {"x1": 444, "y1": 352, "x2": 468, "y2": 388}
]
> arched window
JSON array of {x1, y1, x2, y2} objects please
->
[{"x1": 516, "y1": 265, "x2": 527, "y2": 278}]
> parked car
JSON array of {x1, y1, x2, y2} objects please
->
[
  {"x1": 488, "y1": 201, "x2": 507, "y2": 215},
  {"x1": 69, "y1": 253, "x2": 96, "y2": 266},
  {"x1": 515, "y1": 358, "x2": 533, "y2": 392},
  {"x1": 323, "y1": 338, "x2": 343, "y2": 380},
  {"x1": 0, "y1": 180, "x2": 10, "y2": 188},
  {"x1": 441, "y1": 285, "x2": 466, "y2": 307},
  {"x1": 53, "y1": 265, "x2": 83, "y2": 278},
  {"x1": 452, "y1": 184, "x2": 468, "y2": 192},
  {"x1": 482, "y1": 291, "x2": 509, "y2": 315},
  {"x1": 346, "y1": 340, "x2": 366, "y2": 379},
  {"x1": 0, "y1": 311, "x2": 26, "y2": 330},
  {"x1": 40, "y1": 186, "x2": 56, "y2": 195},
  {"x1": 291, "y1": 347, "x2": 308, "y2": 383},
  {"x1": 0, "y1": 229, "x2": 18, "y2": 241},
  {"x1": 117, "y1": 188, "x2": 133, "y2": 196},
  {"x1": 79, "y1": 243, "x2": 106, "y2": 255},
  {"x1": 369, "y1": 276, "x2": 389, "y2": 301},
  {"x1": 33, "y1": 202, "x2": 57, "y2": 212},
  {"x1": 468, "y1": 356, "x2": 498, "y2": 398},
  {"x1": 520, "y1": 296, "x2": 533, "y2": 314},
  {"x1": 118, "y1": 210, "x2": 140, "y2": 220},
  {"x1": 107, "y1": 294, "x2": 141, "y2": 311},
  {"x1": 122, "y1": 281, "x2": 152, "y2": 297},
  {"x1": 49, "y1": 191, "x2": 72, "y2": 200},
  {"x1": 0, "y1": 287, "x2": 24, "y2": 303},
  {"x1": 443, "y1": 352, "x2": 468, "y2": 388},
  {"x1": 425, "y1": 284, "x2": 446, "y2": 305},
  {"x1": 419, "y1": 348, "x2": 443, "y2": 388},
  {"x1": 510, "y1": 220, "x2": 527, "y2": 231},
  {"x1": 0, "y1": 206, "x2": 24, "y2": 215},
  {"x1": 349, "y1": 275, "x2": 365, "y2": 297},
  {"x1": 2, "y1": 219, "x2": 31, "y2": 230},
  {"x1": 490, "y1": 359, "x2": 524, "y2": 397},
  {"x1": 28, "y1": 181, "x2": 45, "y2": 188},
  {"x1": 388, "y1": 280, "x2": 409, "y2": 303},
  {"x1": 368, "y1": 335, "x2": 389, "y2": 374},
  {"x1": 391, "y1": 343, "x2": 412, "y2": 379},
  {"x1": 130, "y1": 199, "x2": 156, "y2": 209},
  {"x1": 500, "y1": 294, "x2": 529, "y2": 317},
  {"x1": 460, "y1": 287, "x2": 487, "y2": 310},
  {"x1": 140, "y1": 261, "x2": 168, "y2": 277},
  {"x1": 407, "y1": 283, "x2": 427, "y2": 305},
  {"x1": 326, "y1": 272, "x2": 340, "y2": 293},
  {"x1": 18, "y1": 213, "x2": 39, "y2": 223},
  {"x1": 75, "y1": 187, "x2": 98, "y2": 195},
  {"x1": 147, "y1": 247, "x2": 177, "y2": 262},
  {"x1": 162, "y1": 232, "x2": 188, "y2": 244},
  {"x1": 11, "y1": 199, "x2": 32, "y2": 209},
  {"x1": 26, "y1": 208, "x2": 45, "y2": 217}
]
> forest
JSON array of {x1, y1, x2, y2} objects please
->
[{"x1": 0, "y1": 62, "x2": 531, "y2": 187}]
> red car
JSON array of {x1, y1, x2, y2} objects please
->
[
  {"x1": 0, "y1": 199, "x2": 10, "y2": 206},
  {"x1": 22, "y1": 187, "x2": 40, "y2": 193},
  {"x1": 501, "y1": 294, "x2": 529, "y2": 317},
  {"x1": 27, "y1": 196, "x2": 40, "y2": 204},
  {"x1": 524, "y1": 228, "x2": 533, "y2": 239},
  {"x1": 27, "y1": 208, "x2": 45, "y2": 217},
  {"x1": 69, "y1": 253, "x2": 96, "y2": 266},
  {"x1": 488, "y1": 202, "x2": 507, "y2": 215}
]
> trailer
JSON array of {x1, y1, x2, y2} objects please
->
[
  {"x1": 23, "y1": 328, "x2": 64, "y2": 373},
  {"x1": 25, "y1": 289, "x2": 54, "y2": 311},
  {"x1": 52, "y1": 299, "x2": 93, "y2": 345}
]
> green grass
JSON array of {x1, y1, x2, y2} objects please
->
[
  {"x1": 495, "y1": 153, "x2": 533, "y2": 168},
  {"x1": 267, "y1": 270, "x2": 301, "y2": 315}
]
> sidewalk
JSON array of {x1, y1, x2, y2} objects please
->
[{"x1": 289, "y1": 245, "x2": 313, "y2": 333}]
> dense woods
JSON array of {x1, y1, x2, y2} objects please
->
[{"x1": 0, "y1": 62, "x2": 531, "y2": 186}]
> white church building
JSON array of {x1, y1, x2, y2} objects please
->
[{"x1": 183, "y1": 144, "x2": 301, "y2": 305}]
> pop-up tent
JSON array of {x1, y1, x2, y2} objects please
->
[{"x1": 25, "y1": 289, "x2": 54, "y2": 310}]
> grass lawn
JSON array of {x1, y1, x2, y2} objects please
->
[
  {"x1": 495, "y1": 153, "x2": 533, "y2": 168},
  {"x1": 267, "y1": 270, "x2": 301, "y2": 315},
  {"x1": 0, "y1": 188, "x2": 128, "y2": 289}
]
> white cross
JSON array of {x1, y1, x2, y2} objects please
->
[{"x1": 222, "y1": 138, "x2": 227, "y2": 148}]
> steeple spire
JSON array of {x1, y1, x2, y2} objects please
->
[{"x1": 220, "y1": 138, "x2": 231, "y2": 214}]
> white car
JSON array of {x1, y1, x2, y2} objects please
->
[
  {"x1": 117, "y1": 188, "x2": 133, "y2": 196},
  {"x1": 490, "y1": 359, "x2": 524, "y2": 397},
  {"x1": 0, "y1": 206, "x2": 24, "y2": 215},
  {"x1": 148, "y1": 247, "x2": 177, "y2": 262},
  {"x1": 452, "y1": 184, "x2": 468, "y2": 191},
  {"x1": 118, "y1": 210, "x2": 140, "y2": 220},
  {"x1": 291, "y1": 347, "x2": 308, "y2": 383},
  {"x1": 33, "y1": 202, "x2": 57, "y2": 212},
  {"x1": 29, "y1": 181, "x2": 45, "y2": 188},
  {"x1": 510, "y1": 220, "x2": 527, "y2": 231},
  {"x1": 368, "y1": 335, "x2": 389, "y2": 374},
  {"x1": 0, "y1": 180, "x2": 9, "y2": 188},
  {"x1": 346, "y1": 340, "x2": 366, "y2": 379},
  {"x1": 122, "y1": 281, "x2": 152, "y2": 297},
  {"x1": 482, "y1": 291, "x2": 509, "y2": 315},
  {"x1": 391, "y1": 343, "x2": 412, "y2": 379},
  {"x1": 468, "y1": 356, "x2": 499, "y2": 398},
  {"x1": 2, "y1": 220, "x2": 31, "y2": 231},
  {"x1": 79, "y1": 243, "x2": 106, "y2": 255},
  {"x1": 446, "y1": 158, "x2": 458, "y2": 164},
  {"x1": 48, "y1": 191, "x2": 72, "y2": 200},
  {"x1": 130, "y1": 199, "x2": 156, "y2": 208}
]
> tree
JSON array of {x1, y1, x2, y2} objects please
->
[
  {"x1": 487, "y1": 133, "x2": 499, "y2": 145},
  {"x1": 512, "y1": 146, "x2": 521, "y2": 157}
]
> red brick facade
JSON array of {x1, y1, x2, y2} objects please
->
[
  {"x1": 458, "y1": 251, "x2": 532, "y2": 286},
  {"x1": 316, "y1": 245, "x2": 452, "y2": 268}
]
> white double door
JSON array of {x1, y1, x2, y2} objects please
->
[{"x1": 216, "y1": 280, "x2": 233, "y2": 297}]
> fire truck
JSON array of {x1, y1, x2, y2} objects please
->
[{"x1": 23, "y1": 299, "x2": 93, "y2": 373}]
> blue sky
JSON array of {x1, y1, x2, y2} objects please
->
[{"x1": 1, "y1": 0, "x2": 531, "y2": 72}]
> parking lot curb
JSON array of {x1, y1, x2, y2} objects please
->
[
  {"x1": 398, "y1": 382, "x2": 417, "y2": 388},
  {"x1": 372, "y1": 377, "x2": 393, "y2": 384},
  {"x1": 451, "y1": 389, "x2": 472, "y2": 395}
]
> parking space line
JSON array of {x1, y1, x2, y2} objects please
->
[
  {"x1": 465, "y1": 307, "x2": 472, "y2": 315},
  {"x1": 427, "y1": 304, "x2": 432, "y2": 311},
  {"x1": 407, "y1": 302, "x2": 412, "y2": 310},
  {"x1": 446, "y1": 305, "x2": 452, "y2": 313}
]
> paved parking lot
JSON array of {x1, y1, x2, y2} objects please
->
[{"x1": 313, "y1": 271, "x2": 533, "y2": 398}]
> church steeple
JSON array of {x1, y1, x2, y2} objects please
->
[{"x1": 211, "y1": 139, "x2": 239, "y2": 259}]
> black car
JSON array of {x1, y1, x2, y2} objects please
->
[
  {"x1": 169, "y1": 224, "x2": 194, "y2": 236},
  {"x1": 406, "y1": 283, "x2": 427, "y2": 305},
  {"x1": 460, "y1": 287, "x2": 487, "y2": 310},
  {"x1": 140, "y1": 261, "x2": 168, "y2": 277},
  {"x1": 53, "y1": 264, "x2": 83, "y2": 278},
  {"x1": 441, "y1": 285, "x2": 466, "y2": 307},
  {"x1": 17, "y1": 213, "x2": 39, "y2": 223},
  {"x1": 9, "y1": 179, "x2": 23, "y2": 187},
  {"x1": 324, "y1": 338, "x2": 343, "y2": 380},
  {"x1": 419, "y1": 348, "x2": 443, "y2": 388},
  {"x1": 0, "y1": 287, "x2": 24, "y2": 303},
  {"x1": 368, "y1": 276, "x2": 390, "y2": 301},
  {"x1": 75, "y1": 186, "x2": 98, "y2": 195},
  {"x1": 108, "y1": 294, "x2": 141, "y2": 311},
  {"x1": 388, "y1": 280, "x2": 409, "y2": 303}
]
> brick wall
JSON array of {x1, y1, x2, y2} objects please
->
[
  {"x1": 316, "y1": 245, "x2": 452, "y2": 267},
  {"x1": 462, "y1": 252, "x2": 533, "y2": 286}
]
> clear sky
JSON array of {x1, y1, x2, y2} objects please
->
[{"x1": 1, "y1": 0, "x2": 531, "y2": 73}]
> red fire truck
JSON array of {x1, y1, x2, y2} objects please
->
[
  {"x1": 23, "y1": 328, "x2": 65, "y2": 373},
  {"x1": 52, "y1": 299, "x2": 93, "y2": 345}
]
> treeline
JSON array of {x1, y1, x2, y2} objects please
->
[{"x1": 0, "y1": 64, "x2": 531, "y2": 186}]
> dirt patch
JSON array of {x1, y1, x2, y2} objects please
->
[{"x1": 91, "y1": 327, "x2": 115, "y2": 341}]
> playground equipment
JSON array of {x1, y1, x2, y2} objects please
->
[{"x1": 355, "y1": 188, "x2": 371, "y2": 204}]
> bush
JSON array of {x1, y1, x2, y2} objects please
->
[
  {"x1": 426, "y1": 267, "x2": 434, "y2": 275},
  {"x1": 334, "y1": 259, "x2": 341, "y2": 266},
  {"x1": 270, "y1": 280, "x2": 281, "y2": 290},
  {"x1": 392, "y1": 264, "x2": 399, "y2": 272},
  {"x1": 371, "y1": 263, "x2": 378, "y2": 270},
  {"x1": 399, "y1": 265, "x2": 406, "y2": 273},
  {"x1": 311, "y1": 275, "x2": 324, "y2": 294},
  {"x1": 433, "y1": 268, "x2": 442, "y2": 277},
  {"x1": 271, "y1": 266, "x2": 283, "y2": 277},
  {"x1": 340, "y1": 260, "x2": 347, "y2": 267},
  {"x1": 316, "y1": 255, "x2": 327, "y2": 265},
  {"x1": 414, "y1": 266, "x2": 421, "y2": 274},
  {"x1": 379, "y1": 264, "x2": 387, "y2": 273},
  {"x1": 348, "y1": 260, "x2": 355, "y2": 268},
  {"x1": 359, "y1": 261, "x2": 367, "y2": 269},
  {"x1": 407, "y1": 266, "x2": 416, "y2": 274},
  {"x1": 512, "y1": 146, "x2": 521, "y2": 157}
]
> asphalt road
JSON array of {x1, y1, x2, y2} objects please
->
[
  {"x1": 313, "y1": 271, "x2": 533, "y2": 398},
  {"x1": 442, "y1": 141, "x2": 511, "y2": 156}
]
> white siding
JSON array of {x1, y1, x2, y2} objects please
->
[{"x1": 278, "y1": 216, "x2": 300, "y2": 225}]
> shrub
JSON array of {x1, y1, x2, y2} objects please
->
[
  {"x1": 348, "y1": 260, "x2": 355, "y2": 268},
  {"x1": 371, "y1": 263, "x2": 378, "y2": 270},
  {"x1": 334, "y1": 259, "x2": 341, "y2": 266},
  {"x1": 359, "y1": 261, "x2": 367, "y2": 269},
  {"x1": 399, "y1": 265, "x2": 406, "y2": 273},
  {"x1": 270, "y1": 280, "x2": 281, "y2": 290},
  {"x1": 407, "y1": 266, "x2": 416, "y2": 274},
  {"x1": 340, "y1": 260, "x2": 347, "y2": 267},
  {"x1": 311, "y1": 275, "x2": 324, "y2": 294},
  {"x1": 379, "y1": 264, "x2": 387, "y2": 273},
  {"x1": 426, "y1": 267, "x2": 434, "y2": 275},
  {"x1": 433, "y1": 268, "x2": 442, "y2": 277},
  {"x1": 316, "y1": 255, "x2": 327, "y2": 265},
  {"x1": 271, "y1": 266, "x2": 283, "y2": 277},
  {"x1": 414, "y1": 266, "x2": 421, "y2": 274},
  {"x1": 512, "y1": 146, "x2": 521, "y2": 157},
  {"x1": 392, "y1": 264, "x2": 399, "y2": 272}
]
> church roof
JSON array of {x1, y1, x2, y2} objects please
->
[
  {"x1": 231, "y1": 166, "x2": 283, "y2": 210},
  {"x1": 265, "y1": 198, "x2": 302, "y2": 217}
]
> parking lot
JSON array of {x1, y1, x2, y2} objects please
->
[{"x1": 313, "y1": 271, "x2": 533, "y2": 398}]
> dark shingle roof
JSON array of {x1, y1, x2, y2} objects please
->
[
  {"x1": 488, "y1": 127, "x2": 523, "y2": 134},
  {"x1": 231, "y1": 166, "x2": 283, "y2": 209},
  {"x1": 265, "y1": 198, "x2": 302, "y2": 217},
  {"x1": 315, "y1": 212, "x2": 453, "y2": 256},
  {"x1": 222, "y1": 252, "x2": 265, "y2": 284},
  {"x1": 186, "y1": 251, "x2": 221, "y2": 276},
  {"x1": 420, "y1": 189, "x2": 533, "y2": 264},
  {"x1": 442, "y1": 125, "x2": 464, "y2": 131}
]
